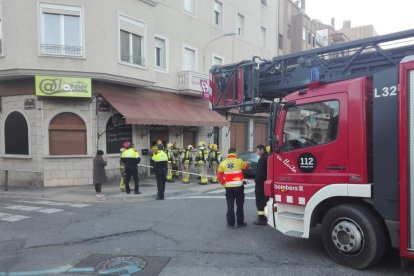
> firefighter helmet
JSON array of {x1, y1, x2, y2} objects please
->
[
  {"x1": 210, "y1": 143, "x2": 218, "y2": 151},
  {"x1": 186, "y1": 145, "x2": 193, "y2": 150},
  {"x1": 173, "y1": 142, "x2": 178, "y2": 149},
  {"x1": 198, "y1": 141, "x2": 206, "y2": 147},
  {"x1": 156, "y1": 139, "x2": 163, "y2": 145},
  {"x1": 166, "y1": 143, "x2": 173, "y2": 149}
]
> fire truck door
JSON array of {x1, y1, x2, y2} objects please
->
[{"x1": 275, "y1": 93, "x2": 348, "y2": 193}]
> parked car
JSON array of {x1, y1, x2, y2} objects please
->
[{"x1": 238, "y1": 151, "x2": 259, "y2": 178}]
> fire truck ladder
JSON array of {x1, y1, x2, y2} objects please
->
[{"x1": 211, "y1": 29, "x2": 414, "y2": 112}]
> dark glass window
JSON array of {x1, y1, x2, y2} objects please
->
[
  {"x1": 105, "y1": 114, "x2": 132, "y2": 154},
  {"x1": 5, "y1": 111, "x2": 29, "y2": 155}
]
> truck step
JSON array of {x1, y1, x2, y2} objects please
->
[
  {"x1": 278, "y1": 211, "x2": 304, "y2": 220},
  {"x1": 285, "y1": 230, "x2": 304, "y2": 238}
]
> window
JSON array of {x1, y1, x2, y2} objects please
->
[
  {"x1": 307, "y1": 31, "x2": 312, "y2": 44},
  {"x1": 287, "y1": 24, "x2": 291, "y2": 39},
  {"x1": 212, "y1": 55, "x2": 223, "y2": 66},
  {"x1": 183, "y1": 46, "x2": 196, "y2": 71},
  {"x1": 213, "y1": 1, "x2": 223, "y2": 27},
  {"x1": 261, "y1": 26, "x2": 267, "y2": 49},
  {"x1": 278, "y1": 34, "x2": 284, "y2": 50},
  {"x1": 282, "y1": 101, "x2": 339, "y2": 152},
  {"x1": 5, "y1": 112, "x2": 29, "y2": 155},
  {"x1": 49, "y1": 112, "x2": 86, "y2": 155},
  {"x1": 303, "y1": 27, "x2": 307, "y2": 41},
  {"x1": 183, "y1": 0, "x2": 195, "y2": 14},
  {"x1": 237, "y1": 13, "x2": 244, "y2": 37},
  {"x1": 39, "y1": 3, "x2": 83, "y2": 57},
  {"x1": 106, "y1": 114, "x2": 132, "y2": 154},
  {"x1": 119, "y1": 15, "x2": 146, "y2": 67},
  {"x1": 155, "y1": 36, "x2": 167, "y2": 70}
]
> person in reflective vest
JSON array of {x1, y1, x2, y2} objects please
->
[
  {"x1": 121, "y1": 141, "x2": 141, "y2": 194},
  {"x1": 119, "y1": 147, "x2": 126, "y2": 192},
  {"x1": 208, "y1": 143, "x2": 221, "y2": 183},
  {"x1": 181, "y1": 145, "x2": 193, "y2": 183},
  {"x1": 253, "y1": 144, "x2": 269, "y2": 226},
  {"x1": 152, "y1": 144, "x2": 168, "y2": 200},
  {"x1": 165, "y1": 143, "x2": 174, "y2": 182},
  {"x1": 217, "y1": 148, "x2": 250, "y2": 229},
  {"x1": 196, "y1": 141, "x2": 209, "y2": 184}
]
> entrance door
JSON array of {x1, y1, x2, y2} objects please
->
[{"x1": 230, "y1": 121, "x2": 247, "y2": 152}]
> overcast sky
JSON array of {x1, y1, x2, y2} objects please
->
[{"x1": 305, "y1": 0, "x2": 414, "y2": 35}]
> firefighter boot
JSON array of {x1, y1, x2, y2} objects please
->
[{"x1": 253, "y1": 216, "x2": 267, "y2": 226}]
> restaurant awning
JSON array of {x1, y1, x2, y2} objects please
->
[{"x1": 100, "y1": 90, "x2": 229, "y2": 127}]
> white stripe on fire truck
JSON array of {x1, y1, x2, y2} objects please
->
[
  {"x1": 298, "y1": 197, "x2": 306, "y2": 205},
  {"x1": 286, "y1": 196, "x2": 293, "y2": 203}
]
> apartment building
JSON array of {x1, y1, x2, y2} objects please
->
[{"x1": 0, "y1": 0, "x2": 278, "y2": 186}]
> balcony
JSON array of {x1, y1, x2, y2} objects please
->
[
  {"x1": 40, "y1": 44, "x2": 83, "y2": 57},
  {"x1": 177, "y1": 70, "x2": 208, "y2": 97}
]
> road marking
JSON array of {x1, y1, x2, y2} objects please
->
[
  {"x1": 0, "y1": 212, "x2": 30, "y2": 222},
  {"x1": 17, "y1": 200, "x2": 90, "y2": 208},
  {"x1": 244, "y1": 188, "x2": 256, "y2": 193},
  {"x1": 4, "y1": 205, "x2": 64, "y2": 214}
]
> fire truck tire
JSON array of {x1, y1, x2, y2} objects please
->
[{"x1": 321, "y1": 203, "x2": 386, "y2": 269}]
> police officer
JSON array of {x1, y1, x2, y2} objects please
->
[
  {"x1": 253, "y1": 144, "x2": 269, "y2": 225},
  {"x1": 208, "y1": 143, "x2": 221, "y2": 183},
  {"x1": 121, "y1": 141, "x2": 141, "y2": 194},
  {"x1": 217, "y1": 148, "x2": 250, "y2": 229},
  {"x1": 152, "y1": 144, "x2": 168, "y2": 200}
]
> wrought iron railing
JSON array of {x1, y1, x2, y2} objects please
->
[{"x1": 40, "y1": 44, "x2": 83, "y2": 57}]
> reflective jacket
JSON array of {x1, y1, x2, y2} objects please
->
[
  {"x1": 121, "y1": 148, "x2": 141, "y2": 168},
  {"x1": 208, "y1": 150, "x2": 222, "y2": 164},
  {"x1": 152, "y1": 150, "x2": 168, "y2": 176},
  {"x1": 217, "y1": 153, "x2": 249, "y2": 188}
]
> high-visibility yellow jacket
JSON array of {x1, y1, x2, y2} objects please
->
[
  {"x1": 121, "y1": 148, "x2": 141, "y2": 168},
  {"x1": 152, "y1": 150, "x2": 168, "y2": 175},
  {"x1": 217, "y1": 153, "x2": 249, "y2": 188}
]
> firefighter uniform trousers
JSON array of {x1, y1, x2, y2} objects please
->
[
  {"x1": 210, "y1": 161, "x2": 218, "y2": 183},
  {"x1": 166, "y1": 149, "x2": 174, "y2": 182},
  {"x1": 182, "y1": 160, "x2": 190, "y2": 183},
  {"x1": 119, "y1": 160, "x2": 126, "y2": 192},
  {"x1": 197, "y1": 148, "x2": 208, "y2": 184}
]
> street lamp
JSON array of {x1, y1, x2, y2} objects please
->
[{"x1": 202, "y1": 32, "x2": 236, "y2": 73}]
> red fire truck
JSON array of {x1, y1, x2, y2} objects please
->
[{"x1": 210, "y1": 29, "x2": 414, "y2": 269}]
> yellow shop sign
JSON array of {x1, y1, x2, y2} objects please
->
[{"x1": 35, "y1": 76, "x2": 92, "y2": 98}]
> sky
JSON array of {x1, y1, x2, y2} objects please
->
[{"x1": 305, "y1": 0, "x2": 414, "y2": 35}]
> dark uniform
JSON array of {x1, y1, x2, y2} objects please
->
[
  {"x1": 254, "y1": 145, "x2": 269, "y2": 225},
  {"x1": 121, "y1": 143, "x2": 141, "y2": 194},
  {"x1": 152, "y1": 144, "x2": 168, "y2": 200}
]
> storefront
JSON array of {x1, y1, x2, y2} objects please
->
[{"x1": 0, "y1": 77, "x2": 229, "y2": 187}]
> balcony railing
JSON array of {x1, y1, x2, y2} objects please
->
[
  {"x1": 40, "y1": 44, "x2": 83, "y2": 57},
  {"x1": 177, "y1": 70, "x2": 208, "y2": 97}
]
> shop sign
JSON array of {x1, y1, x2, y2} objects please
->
[{"x1": 35, "y1": 76, "x2": 92, "y2": 98}]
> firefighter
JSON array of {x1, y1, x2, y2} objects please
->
[
  {"x1": 119, "y1": 147, "x2": 126, "y2": 192},
  {"x1": 218, "y1": 148, "x2": 250, "y2": 229},
  {"x1": 152, "y1": 144, "x2": 168, "y2": 200},
  {"x1": 165, "y1": 143, "x2": 174, "y2": 182},
  {"x1": 253, "y1": 144, "x2": 269, "y2": 225},
  {"x1": 181, "y1": 145, "x2": 193, "y2": 183},
  {"x1": 121, "y1": 141, "x2": 141, "y2": 194},
  {"x1": 195, "y1": 141, "x2": 209, "y2": 184},
  {"x1": 172, "y1": 142, "x2": 180, "y2": 179},
  {"x1": 208, "y1": 143, "x2": 221, "y2": 183}
]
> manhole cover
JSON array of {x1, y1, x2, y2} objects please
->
[{"x1": 95, "y1": 256, "x2": 147, "y2": 274}]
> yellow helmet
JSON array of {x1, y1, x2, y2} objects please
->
[
  {"x1": 166, "y1": 143, "x2": 173, "y2": 149},
  {"x1": 210, "y1": 143, "x2": 218, "y2": 151},
  {"x1": 198, "y1": 141, "x2": 203, "y2": 147},
  {"x1": 186, "y1": 145, "x2": 193, "y2": 150},
  {"x1": 156, "y1": 139, "x2": 163, "y2": 145}
]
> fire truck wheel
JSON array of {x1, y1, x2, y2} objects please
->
[{"x1": 321, "y1": 203, "x2": 387, "y2": 270}]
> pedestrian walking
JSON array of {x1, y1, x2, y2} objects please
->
[
  {"x1": 152, "y1": 144, "x2": 168, "y2": 200},
  {"x1": 217, "y1": 148, "x2": 250, "y2": 229},
  {"x1": 121, "y1": 141, "x2": 141, "y2": 194},
  {"x1": 93, "y1": 150, "x2": 107, "y2": 199},
  {"x1": 253, "y1": 144, "x2": 269, "y2": 225}
]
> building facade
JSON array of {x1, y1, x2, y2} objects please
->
[{"x1": 0, "y1": 0, "x2": 279, "y2": 186}]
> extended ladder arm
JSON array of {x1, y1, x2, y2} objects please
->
[{"x1": 210, "y1": 29, "x2": 414, "y2": 112}]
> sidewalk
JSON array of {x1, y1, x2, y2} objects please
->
[{"x1": 0, "y1": 177, "x2": 221, "y2": 203}]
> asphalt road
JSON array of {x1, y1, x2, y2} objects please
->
[{"x1": 0, "y1": 186, "x2": 414, "y2": 276}]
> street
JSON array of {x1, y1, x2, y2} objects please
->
[{"x1": 0, "y1": 182, "x2": 413, "y2": 276}]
